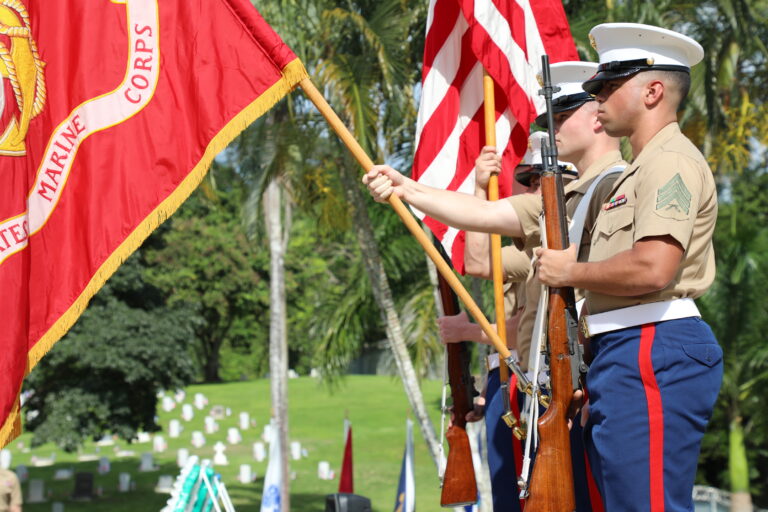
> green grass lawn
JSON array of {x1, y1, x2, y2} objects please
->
[{"x1": 5, "y1": 375, "x2": 448, "y2": 511}]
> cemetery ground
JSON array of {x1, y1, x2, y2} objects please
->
[{"x1": 5, "y1": 375, "x2": 446, "y2": 511}]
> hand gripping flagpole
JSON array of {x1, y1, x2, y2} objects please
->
[{"x1": 299, "y1": 77, "x2": 516, "y2": 366}]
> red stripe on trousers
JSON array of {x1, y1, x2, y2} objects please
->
[
  {"x1": 638, "y1": 323, "x2": 665, "y2": 511},
  {"x1": 583, "y1": 447, "x2": 605, "y2": 512}
]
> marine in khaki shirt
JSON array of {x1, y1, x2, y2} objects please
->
[
  {"x1": 0, "y1": 468, "x2": 22, "y2": 512},
  {"x1": 535, "y1": 23, "x2": 723, "y2": 512},
  {"x1": 585, "y1": 122, "x2": 716, "y2": 314}
]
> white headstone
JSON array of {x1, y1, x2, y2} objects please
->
[
  {"x1": 14, "y1": 465, "x2": 28, "y2": 483},
  {"x1": 168, "y1": 419, "x2": 182, "y2": 439},
  {"x1": 204, "y1": 416, "x2": 218, "y2": 434},
  {"x1": 212, "y1": 442, "x2": 228, "y2": 466},
  {"x1": 288, "y1": 369, "x2": 299, "y2": 379},
  {"x1": 27, "y1": 478, "x2": 46, "y2": 503},
  {"x1": 115, "y1": 449, "x2": 135, "y2": 458},
  {"x1": 226, "y1": 427, "x2": 242, "y2": 445},
  {"x1": 95, "y1": 434, "x2": 114, "y2": 446},
  {"x1": 191, "y1": 431, "x2": 206, "y2": 448},
  {"x1": 32, "y1": 453, "x2": 56, "y2": 466},
  {"x1": 0, "y1": 449, "x2": 10, "y2": 469},
  {"x1": 239, "y1": 412, "x2": 250, "y2": 430},
  {"x1": 53, "y1": 469, "x2": 73, "y2": 480},
  {"x1": 161, "y1": 396, "x2": 176, "y2": 412},
  {"x1": 317, "y1": 461, "x2": 332, "y2": 480},
  {"x1": 52, "y1": 501, "x2": 64, "y2": 512},
  {"x1": 290, "y1": 441, "x2": 302, "y2": 461},
  {"x1": 253, "y1": 442, "x2": 266, "y2": 462},
  {"x1": 262, "y1": 424, "x2": 273, "y2": 443},
  {"x1": 153, "y1": 435, "x2": 167, "y2": 453},
  {"x1": 174, "y1": 389, "x2": 186, "y2": 403},
  {"x1": 177, "y1": 448, "x2": 189, "y2": 468},
  {"x1": 98, "y1": 457, "x2": 110, "y2": 475},
  {"x1": 138, "y1": 452, "x2": 156, "y2": 472},
  {"x1": 118, "y1": 472, "x2": 132, "y2": 492},
  {"x1": 155, "y1": 475, "x2": 174, "y2": 493},
  {"x1": 181, "y1": 404, "x2": 194, "y2": 422},
  {"x1": 76, "y1": 453, "x2": 98, "y2": 462},
  {"x1": 225, "y1": 407, "x2": 232, "y2": 417},
  {"x1": 310, "y1": 368, "x2": 320, "y2": 378},
  {"x1": 194, "y1": 393, "x2": 208, "y2": 410},
  {"x1": 238, "y1": 464, "x2": 254, "y2": 483},
  {"x1": 136, "y1": 431, "x2": 151, "y2": 444}
]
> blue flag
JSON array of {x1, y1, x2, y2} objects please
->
[{"x1": 393, "y1": 419, "x2": 415, "y2": 512}]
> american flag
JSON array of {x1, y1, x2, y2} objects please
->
[{"x1": 412, "y1": 0, "x2": 578, "y2": 273}]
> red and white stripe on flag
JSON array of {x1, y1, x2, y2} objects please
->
[{"x1": 412, "y1": 0, "x2": 578, "y2": 273}]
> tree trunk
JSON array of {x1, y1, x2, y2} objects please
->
[
  {"x1": 201, "y1": 334, "x2": 225, "y2": 382},
  {"x1": 264, "y1": 179, "x2": 291, "y2": 509},
  {"x1": 729, "y1": 415, "x2": 752, "y2": 512},
  {"x1": 337, "y1": 164, "x2": 442, "y2": 469}
]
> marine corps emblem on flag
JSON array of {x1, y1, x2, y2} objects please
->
[{"x1": 0, "y1": 0, "x2": 46, "y2": 156}]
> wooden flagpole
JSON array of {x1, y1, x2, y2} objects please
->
[
  {"x1": 299, "y1": 77, "x2": 511, "y2": 360},
  {"x1": 482, "y1": 71, "x2": 509, "y2": 368}
]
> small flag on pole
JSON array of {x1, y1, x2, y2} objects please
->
[
  {"x1": 339, "y1": 418, "x2": 354, "y2": 493},
  {"x1": 261, "y1": 419, "x2": 282, "y2": 512},
  {"x1": 393, "y1": 419, "x2": 415, "y2": 512},
  {"x1": 0, "y1": 0, "x2": 307, "y2": 447}
]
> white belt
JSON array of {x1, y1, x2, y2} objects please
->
[
  {"x1": 486, "y1": 351, "x2": 519, "y2": 371},
  {"x1": 580, "y1": 298, "x2": 700, "y2": 338}
]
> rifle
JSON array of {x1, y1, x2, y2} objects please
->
[
  {"x1": 523, "y1": 55, "x2": 579, "y2": 512},
  {"x1": 436, "y1": 249, "x2": 478, "y2": 508}
]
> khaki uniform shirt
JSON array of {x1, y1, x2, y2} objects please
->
[
  {"x1": 0, "y1": 469, "x2": 22, "y2": 511},
  {"x1": 507, "y1": 151, "x2": 627, "y2": 369},
  {"x1": 586, "y1": 123, "x2": 717, "y2": 314},
  {"x1": 501, "y1": 245, "x2": 531, "y2": 317}
]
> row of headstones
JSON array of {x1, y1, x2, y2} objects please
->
[{"x1": 15, "y1": 471, "x2": 135, "y2": 505}]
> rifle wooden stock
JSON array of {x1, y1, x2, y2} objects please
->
[
  {"x1": 437, "y1": 271, "x2": 477, "y2": 507},
  {"x1": 524, "y1": 173, "x2": 575, "y2": 512}
]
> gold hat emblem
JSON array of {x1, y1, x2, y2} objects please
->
[
  {"x1": 536, "y1": 73, "x2": 543, "y2": 87},
  {"x1": 0, "y1": 0, "x2": 47, "y2": 157},
  {"x1": 589, "y1": 33, "x2": 597, "y2": 51}
]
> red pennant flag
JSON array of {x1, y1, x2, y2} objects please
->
[
  {"x1": 0, "y1": 0, "x2": 307, "y2": 447},
  {"x1": 338, "y1": 421, "x2": 354, "y2": 493}
]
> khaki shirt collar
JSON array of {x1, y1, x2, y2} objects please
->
[
  {"x1": 611, "y1": 122, "x2": 682, "y2": 191},
  {"x1": 564, "y1": 149, "x2": 625, "y2": 196}
]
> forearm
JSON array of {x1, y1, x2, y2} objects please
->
[
  {"x1": 464, "y1": 231, "x2": 492, "y2": 279},
  {"x1": 400, "y1": 179, "x2": 522, "y2": 237},
  {"x1": 567, "y1": 249, "x2": 675, "y2": 296}
]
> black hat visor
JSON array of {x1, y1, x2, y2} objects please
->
[
  {"x1": 515, "y1": 165, "x2": 578, "y2": 186},
  {"x1": 582, "y1": 59, "x2": 690, "y2": 95},
  {"x1": 534, "y1": 93, "x2": 594, "y2": 129}
]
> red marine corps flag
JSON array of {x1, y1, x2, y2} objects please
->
[{"x1": 0, "y1": 0, "x2": 307, "y2": 446}]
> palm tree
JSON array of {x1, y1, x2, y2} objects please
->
[{"x1": 285, "y1": 0, "x2": 444, "y2": 466}]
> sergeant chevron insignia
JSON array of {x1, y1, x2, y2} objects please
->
[{"x1": 656, "y1": 173, "x2": 691, "y2": 215}]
